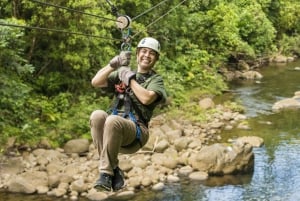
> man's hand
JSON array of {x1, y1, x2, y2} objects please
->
[
  {"x1": 118, "y1": 67, "x2": 136, "y2": 86},
  {"x1": 109, "y1": 51, "x2": 131, "y2": 69}
]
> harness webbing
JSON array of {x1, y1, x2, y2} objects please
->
[{"x1": 112, "y1": 83, "x2": 142, "y2": 148}]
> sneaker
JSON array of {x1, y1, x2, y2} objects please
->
[
  {"x1": 94, "y1": 173, "x2": 112, "y2": 191},
  {"x1": 112, "y1": 167, "x2": 125, "y2": 191}
]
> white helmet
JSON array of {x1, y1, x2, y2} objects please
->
[{"x1": 137, "y1": 37, "x2": 160, "y2": 54}]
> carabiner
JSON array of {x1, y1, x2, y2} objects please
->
[{"x1": 120, "y1": 28, "x2": 132, "y2": 51}]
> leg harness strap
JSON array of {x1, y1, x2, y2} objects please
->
[{"x1": 111, "y1": 86, "x2": 142, "y2": 148}]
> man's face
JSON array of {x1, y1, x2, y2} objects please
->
[{"x1": 137, "y1": 47, "x2": 158, "y2": 70}]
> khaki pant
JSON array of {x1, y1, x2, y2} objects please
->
[{"x1": 90, "y1": 110, "x2": 149, "y2": 175}]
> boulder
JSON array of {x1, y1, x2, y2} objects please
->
[
  {"x1": 64, "y1": 139, "x2": 90, "y2": 154},
  {"x1": 188, "y1": 143, "x2": 254, "y2": 175},
  {"x1": 272, "y1": 98, "x2": 300, "y2": 112}
]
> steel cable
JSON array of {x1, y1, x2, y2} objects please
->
[
  {"x1": 29, "y1": 0, "x2": 120, "y2": 22},
  {"x1": 131, "y1": 0, "x2": 170, "y2": 21},
  {"x1": 1, "y1": 0, "x2": 189, "y2": 42},
  {"x1": 0, "y1": 22, "x2": 121, "y2": 41},
  {"x1": 132, "y1": 0, "x2": 188, "y2": 39}
]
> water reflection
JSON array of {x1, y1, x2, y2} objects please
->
[{"x1": 217, "y1": 61, "x2": 300, "y2": 201}]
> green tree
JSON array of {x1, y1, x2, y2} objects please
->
[{"x1": 0, "y1": 18, "x2": 34, "y2": 144}]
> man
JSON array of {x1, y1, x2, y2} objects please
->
[{"x1": 90, "y1": 37, "x2": 167, "y2": 191}]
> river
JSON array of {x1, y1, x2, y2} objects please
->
[{"x1": 1, "y1": 60, "x2": 300, "y2": 201}]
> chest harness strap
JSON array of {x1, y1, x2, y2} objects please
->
[{"x1": 112, "y1": 83, "x2": 142, "y2": 148}]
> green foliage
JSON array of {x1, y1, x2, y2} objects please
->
[
  {"x1": 223, "y1": 101, "x2": 245, "y2": 113},
  {"x1": 0, "y1": 0, "x2": 300, "y2": 148},
  {"x1": 0, "y1": 18, "x2": 34, "y2": 144},
  {"x1": 0, "y1": 18, "x2": 35, "y2": 74},
  {"x1": 237, "y1": 1, "x2": 277, "y2": 55},
  {"x1": 21, "y1": 0, "x2": 118, "y2": 95},
  {"x1": 278, "y1": 34, "x2": 300, "y2": 56},
  {"x1": 277, "y1": 1, "x2": 300, "y2": 36}
]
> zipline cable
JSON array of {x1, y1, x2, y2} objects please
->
[
  {"x1": 1, "y1": 1, "x2": 188, "y2": 45},
  {"x1": 105, "y1": 0, "x2": 119, "y2": 16},
  {"x1": 29, "y1": 0, "x2": 121, "y2": 23},
  {"x1": 0, "y1": 22, "x2": 121, "y2": 41},
  {"x1": 132, "y1": 0, "x2": 188, "y2": 39},
  {"x1": 131, "y1": 0, "x2": 170, "y2": 21}
]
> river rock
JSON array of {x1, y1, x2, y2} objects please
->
[
  {"x1": 238, "y1": 60, "x2": 250, "y2": 71},
  {"x1": 70, "y1": 178, "x2": 88, "y2": 193},
  {"x1": 235, "y1": 136, "x2": 264, "y2": 147},
  {"x1": 64, "y1": 139, "x2": 90, "y2": 154},
  {"x1": 155, "y1": 139, "x2": 169, "y2": 153},
  {"x1": 22, "y1": 170, "x2": 48, "y2": 187},
  {"x1": 152, "y1": 182, "x2": 165, "y2": 191},
  {"x1": 127, "y1": 176, "x2": 142, "y2": 188},
  {"x1": 189, "y1": 171, "x2": 209, "y2": 181},
  {"x1": 36, "y1": 186, "x2": 49, "y2": 194},
  {"x1": 0, "y1": 101, "x2": 259, "y2": 200},
  {"x1": 174, "y1": 137, "x2": 190, "y2": 152},
  {"x1": 178, "y1": 165, "x2": 194, "y2": 176},
  {"x1": 199, "y1": 97, "x2": 215, "y2": 110},
  {"x1": 272, "y1": 55, "x2": 288, "y2": 63},
  {"x1": 242, "y1": 71, "x2": 263, "y2": 79},
  {"x1": 167, "y1": 175, "x2": 180, "y2": 183},
  {"x1": 86, "y1": 189, "x2": 108, "y2": 201},
  {"x1": 0, "y1": 157, "x2": 24, "y2": 176},
  {"x1": 293, "y1": 91, "x2": 300, "y2": 98},
  {"x1": 141, "y1": 176, "x2": 152, "y2": 187},
  {"x1": 272, "y1": 98, "x2": 300, "y2": 112},
  {"x1": 114, "y1": 190, "x2": 135, "y2": 200},
  {"x1": 188, "y1": 143, "x2": 254, "y2": 175},
  {"x1": 7, "y1": 177, "x2": 36, "y2": 194}
]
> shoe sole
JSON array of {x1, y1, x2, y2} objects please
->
[
  {"x1": 94, "y1": 184, "x2": 111, "y2": 191},
  {"x1": 112, "y1": 183, "x2": 126, "y2": 191}
]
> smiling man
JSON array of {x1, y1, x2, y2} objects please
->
[{"x1": 90, "y1": 37, "x2": 167, "y2": 191}]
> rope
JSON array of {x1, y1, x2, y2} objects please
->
[
  {"x1": 131, "y1": 0, "x2": 170, "y2": 21},
  {"x1": 132, "y1": 0, "x2": 188, "y2": 39},
  {"x1": 29, "y1": 0, "x2": 120, "y2": 23},
  {"x1": 0, "y1": 22, "x2": 121, "y2": 41}
]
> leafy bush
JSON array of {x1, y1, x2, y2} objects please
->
[{"x1": 278, "y1": 34, "x2": 300, "y2": 56}]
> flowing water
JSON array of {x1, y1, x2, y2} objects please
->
[{"x1": 1, "y1": 60, "x2": 300, "y2": 201}]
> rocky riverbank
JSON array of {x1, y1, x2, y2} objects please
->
[{"x1": 0, "y1": 100, "x2": 264, "y2": 201}]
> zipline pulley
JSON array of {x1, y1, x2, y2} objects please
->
[
  {"x1": 116, "y1": 15, "x2": 132, "y2": 51},
  {"x1": 116, "y1": 15, "x2": 131, "y2": 29},
  {"x1": 105, "y1": 0, "x2": 132, "y2": 51}
]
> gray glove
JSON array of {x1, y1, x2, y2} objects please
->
[
  {"x1": 118, "y1": 67, "x2": 136, "y2": 86},
  {"x1": 109, "y1": 51, "x2": 131, "y2": 69}
]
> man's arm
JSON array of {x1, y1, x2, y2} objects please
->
[
  {"x1": 92, "y1": 51, "x2": 132, "y2": 88},
  {"x1": 91, "y1": 65, "x2": 115, "y2": 88},
  {"x1": 129, "y1": 79, "x2": 158, "y2": 105}
]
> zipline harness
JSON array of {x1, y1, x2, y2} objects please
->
[{"x1": 111, "y1": 81, "x2": 143, "y2": 148}]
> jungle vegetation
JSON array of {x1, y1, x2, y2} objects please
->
[{"x1": 1, "y1": 0, "x2": 300, "y2": 148}]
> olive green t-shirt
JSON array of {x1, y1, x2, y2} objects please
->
[{"x1": 104, "y1": 69, "x2": 167, "y2": 125}]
